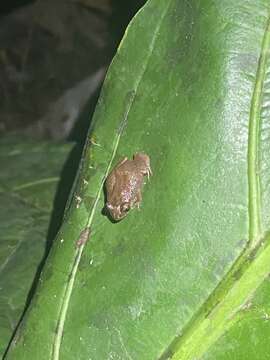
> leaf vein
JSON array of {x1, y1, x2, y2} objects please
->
[{"x1": 248, "y1": 13, "x2": 270, "y2": 246}]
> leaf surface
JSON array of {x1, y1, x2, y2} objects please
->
[
  {"x1": 6, "y1": 1, "x2": 270, "y2": 359},
  {"x1": 0, "y1": 138, "x2": 73, "y2": 356}
]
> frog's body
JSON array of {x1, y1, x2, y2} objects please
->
[{"x1": 105, "y1": 153, "x2": 152, "y2": 221}]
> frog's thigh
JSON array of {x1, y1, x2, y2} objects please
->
[
  {"x1": 116, "y1": 157, "x2": 128, "y2": 167},
  {"x1": 106, "y1": 172, "x2": 116, "y2": 195}
]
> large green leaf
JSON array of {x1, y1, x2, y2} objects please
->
[
  {"x1": 5, "y1": 0, "x2": 270, "y2": 359},
  {"x1": 0, "y1": 138, "x2": 74, "y2": 357}
]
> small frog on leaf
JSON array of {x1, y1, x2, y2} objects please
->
[{"x1": 105, "y1": 153, "x2": 152, "y2": 221}]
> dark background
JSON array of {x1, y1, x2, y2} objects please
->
[{"x1": 0, "y1": 0, "x2": 146, "y2": 140}]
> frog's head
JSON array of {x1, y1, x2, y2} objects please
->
[{"x1": 106, "y1": 202, "x2": 130, "y2": 221}]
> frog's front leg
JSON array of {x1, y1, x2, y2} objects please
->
[{"x1": 141, "y1": 165, "x2": 152, "y2": 180}]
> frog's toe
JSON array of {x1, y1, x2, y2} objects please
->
[{"x1": 146, "y1": 168, "x2": 152, "y2": 180}]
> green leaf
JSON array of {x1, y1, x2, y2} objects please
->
[
  {"x1": 5, "y1": 0, "x2": 270, "y2": 359},
  {"x1": 0, "y1": 138, "x2": 74, "y2": 357},
  {"x1": 202, "y1": 272, "x2": 270, "y2": 360}
]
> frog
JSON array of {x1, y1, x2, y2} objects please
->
[{"x1": 105, "y1": 153, "x2": 152, "y2": 221}]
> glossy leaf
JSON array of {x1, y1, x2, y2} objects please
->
[
  {"x1": 0, "y1": 138, "x2": 73, "y2": 357},
  {"x1": 6, "y1": 0, "x2": 270, "y2": 359},
  {"x1": 201, "y1": 252, "x2": 270, "y2": 360}
]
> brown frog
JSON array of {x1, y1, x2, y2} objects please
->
[{"x1": 105, "y1": 153, "x2": 152, "y2": 221}]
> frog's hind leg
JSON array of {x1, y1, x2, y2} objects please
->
[
  {"x1": 116, "y1": 157, "x2": 128, "y2": 167},
  {"x1": 105, "y1": 171, "x2": 116, "y2": 196},
  {"x1": 106, "y1": 157, "x2": 128, "y2": 194}
]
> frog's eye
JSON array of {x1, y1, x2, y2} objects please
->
[{"x1": 121, "y1": 203, "x2": 130, "y2": 213}]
